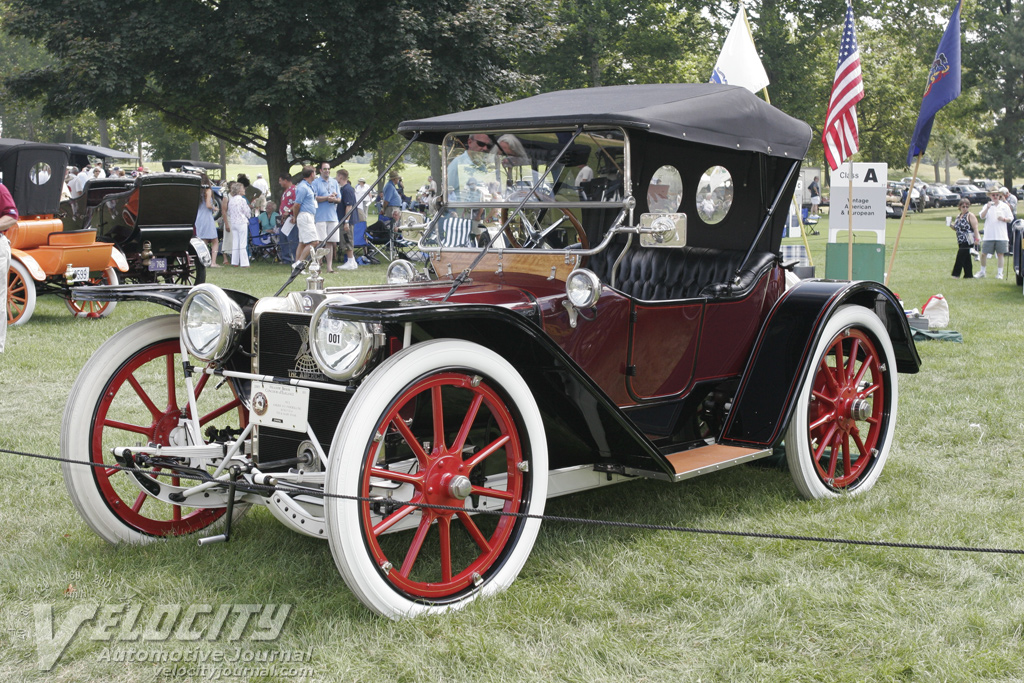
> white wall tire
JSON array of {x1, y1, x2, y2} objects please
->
[
  {"x1": 7, "y1": 259, "x2": 36, "y2": 325},
  {"x1": 65, "y1": 266, "x2": 118, "y2": 318},
  {"x1": 61, "y1": 315, "x2": 248, "y2": 543},
  {"x1": 785, "y1": 305, "x2": 898, "y2": 499},
  {"x1": 325, "y1": 339, "x2": 548, "y2": 619}
]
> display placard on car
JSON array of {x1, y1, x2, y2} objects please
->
[
  {"x1": 249, "y1": 382, "x2": 309, "y2": 432},
  {"x1": 148, "y1": 257, "x2": 168, "y2": 272}
]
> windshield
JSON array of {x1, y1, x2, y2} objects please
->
[{"x1": 435, "y1": 128, "x2": 628, "y2": 250}]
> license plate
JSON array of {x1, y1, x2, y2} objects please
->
[
  {"x1": 249, "y1": 381, "x2": 309, "y2": 433},
  {"x1": 148, "y1": 257, "x2": 168, "y2": 272},
  {"x1": 68, "y1": 267, "x2": 90, "y2": 283}
]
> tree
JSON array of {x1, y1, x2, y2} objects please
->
[
  {"x1": 957, "y1": 0, "x2": 1024, "y2": 187},
  {"x1": 0, "y1": 19, "x2": 92, "y2": 143},
  {"x1": 4, "y1": 0, "x2": 546, "y2": 200},
  {"x1": 523, "y1": 0, "x2": 717, "y2": 91}
]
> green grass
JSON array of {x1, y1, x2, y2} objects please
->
[{"x1": 3, "y1": 207, "x2": 1024, "y2": 682}]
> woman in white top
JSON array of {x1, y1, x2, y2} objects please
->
[{"x1": 225, "y1": 182, "x2": 251, "y2": 267}]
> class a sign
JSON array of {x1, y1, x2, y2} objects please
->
[{"x1": 828, "y1": 162, "x2": 888, "y2": 244}]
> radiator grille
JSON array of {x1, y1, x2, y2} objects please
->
[{"x1": 254, "y1": 311, "x2": 351, "y2": 470}]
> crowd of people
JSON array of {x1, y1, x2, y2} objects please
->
[
  {"x1": 194, "y1": 165, "x2": 380, "y2": 272},
  {"x1": 951, "y1": 186, "x2": 1018, "y2": 280},
  {"x1": 62, "y1": 162, "x2": 158, "y2": 201}
]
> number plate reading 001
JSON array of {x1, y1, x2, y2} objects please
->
[
  {"x1": 249, "y1": 381, "x2": 310, "y2": 433},
  {"x1": 148, "y1": 257, "x2": 168, "y2": 272},
  {"x1": 68, "y1": 267, "x2": 90, "y2": 283}
]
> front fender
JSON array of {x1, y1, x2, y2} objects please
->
[
  {"x1": 10, "y1": 249, "x2": 46, "y2": 281},
  {"x1": 71, "y1": 284, "x2": 258, "y2": 313},
  {"x1": 721, "y1": 279, "x2": 921, "y2": 447}
]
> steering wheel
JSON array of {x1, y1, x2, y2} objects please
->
[{"x1": 499, "y1": 207, "x2": 589, "y2": 251}]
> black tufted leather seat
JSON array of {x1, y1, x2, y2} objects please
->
[{"x1": 589, "y1": 244, "x2": 777, "y2": 301}]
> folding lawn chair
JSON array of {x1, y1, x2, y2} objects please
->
[
  {"x1": 365, "y1": 217, "x2": 422, "y2": 263},
  {"x1": 247, "y1": 216, "x2": 279, "y2": 262},
  {"x1": 353, "y1": 221, "x2": 379, "y2": 265}
]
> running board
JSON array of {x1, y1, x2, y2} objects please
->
[{"x1": 625, "y1": 444, "x2": 774, "y2": 482}]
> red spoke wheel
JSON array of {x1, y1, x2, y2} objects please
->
[
  {"x1": 326, "y1": 339, "x2": 547, "y2": 618},
  {"x1": 65, "y1": 267, "x2": 119, "y2": 318},
  {"x1": 61, "y1": 315, "x2": 247, "y2": 543},
  {"x1": 786, "y1": 306, "x2": 898, "y2": 499},
  {"x1": 6, "y1": 259, "x2": 37, "y2": 326}
]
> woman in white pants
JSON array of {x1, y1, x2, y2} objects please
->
[{"x1": 225, "y1": 182, "x2": 251, "y2": 268}]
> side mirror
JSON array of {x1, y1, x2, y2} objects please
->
[{"x1": 639, "y1": 213, "x2": 687, "y2": 248}]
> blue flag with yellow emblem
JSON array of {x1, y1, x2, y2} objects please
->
[{"x1": 907, "y1": 0, "x2": 961, "y2": 165}]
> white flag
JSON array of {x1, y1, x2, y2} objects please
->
[{"x1": 709, "y1": 7, "x2": 770, "y2": 93}]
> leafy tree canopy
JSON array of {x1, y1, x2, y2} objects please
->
[
  {"x1": 4, "y1": 0, "x2": 547, "y2": 192},
  {"x1": 2, "y1": 0, "x2": 1005, "y2": 189}
]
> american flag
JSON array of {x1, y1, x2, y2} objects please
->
[{"x1": 823, "y1": 2, "x2": 864, "y2": 171}]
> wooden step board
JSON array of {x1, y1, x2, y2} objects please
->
[{"x1": 664, "y1": 444, "x2": 772, "y2": 482}]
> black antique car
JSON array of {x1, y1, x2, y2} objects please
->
[
  {"x1": 62, "y1": 84, "x2": 921, "y2": 619},
  {"x1": 1011, "y1": 219, "x2": 1024, "y2": 286},
  {"x1": 60, "y1": 172, "x2": 210, "y2": 285}
]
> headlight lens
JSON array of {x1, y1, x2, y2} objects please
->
[
  {"x1": 566, "y1": 269, "x2": 601, "y2": 308},
  {"x1": 180, "y1": 284, "x2": 244, "y2": 361},
  {"x1": 310, "y1": 300, "x2": 380, "y2": 381},
  {"x1": 386, "y1": 259, "x2": 417, "y2": 285}
]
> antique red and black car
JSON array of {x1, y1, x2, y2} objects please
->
[{"x1": 62, "y1": 84, "x2": 921, "y2": 619}]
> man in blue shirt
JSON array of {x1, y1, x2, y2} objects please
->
[
  {"x1": 291, "y1": 166, "x2": 319, "y2": 263},
  {"x1": 312, "y1": 162, "x2": 341, "y2": 272},
  {"x1": 382, "y1": 172, "x2": 403, "y2": 225},
  {"x1": 335, "y1": 168, "x2": 359, "y2": 270}
]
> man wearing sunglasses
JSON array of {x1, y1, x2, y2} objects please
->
[
  {"x1": 447, "y1": 134, "x2": 494, "y2": 201},
  {"x1": 976, "y1": 189, "x2": 1014, "y2": 279}
]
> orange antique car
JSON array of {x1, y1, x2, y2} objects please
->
[{"x1": 2, "y1": 139, "x2": 127, "y2": 325}]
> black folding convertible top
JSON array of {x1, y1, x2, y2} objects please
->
[
  {"x1": 65, "y1": 143, "x2": 135, "y2": 160},
  {"x1": 399, "y1": 84, "x2": 812, "y2": 160}
]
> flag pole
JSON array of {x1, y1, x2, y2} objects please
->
[
  {"x1": 847, "y1": 157, "x2": 854, "y2": 279},
  {"x1": 885, "y1": 154, "x2": 922, "y2": 286},
  {"x1": 738, "y1": 5, "x2": 771, "y2": 104}
]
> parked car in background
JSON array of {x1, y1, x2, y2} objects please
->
[
  {"x1": 888, "y1": 181, "x2": 921, "y2": 212},
  {"x1": 972, "y1": 179, "x2": 1000, "y2": 192},
  {"x1": 2, "y1": 138, "x2": 128, "y2": 325},
  {"x1": 62, "y1": 83, "x2": 921, "y2": 619},
  {"x1": 950, "y1": 184, "x2": 988, "y2": 204},
  {"x1": 924, "y1": 184, "x2": 960, "y2": 208},
  {"x1": 885, "y1": 182, "x2": 905, "y2": 219}
]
